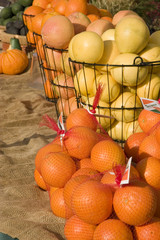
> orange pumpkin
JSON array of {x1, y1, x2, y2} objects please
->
[{"x1": 1, "y1": 49, "x2": 29, "y2": 75}]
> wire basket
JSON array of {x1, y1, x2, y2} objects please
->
[
  {"x1": 22, "y1": 13, "x2": 36, "y2": 50},
  {"x1": 34, "y1": 33, "x2": 81, "y2": 118},
  {"x1": 68, "y1": 57, "x2": 160, "y2": 145}
]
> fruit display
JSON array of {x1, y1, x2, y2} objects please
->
[
  {"x1": 14, "y1": 0, "x2": 160, "y2": 137},
  {"x1": 66, "y1": 14, "x2": 159, "y2": 141},
  {"x1": 33, "y1": 108, "x2": 160, "y2": 240},
  {"x1": 3, "y1": 0, "x2": 157, "y2": 143},
  {"x1": 1, "y1": 0, "x2": 160, "y2": 239},
  {"x1": 124, "y1": 109, "x2": 160, "y2": 162},
  {"x1": 27, "y1": 5, "x2": 159, "y2": 239}
]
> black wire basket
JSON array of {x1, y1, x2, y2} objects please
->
[
  {"x1": 29, "y1": 27, "x2": 160, "y2": 145},
  {"x1": 33, "y1": 32, "x2": 81, "y2": 118},
  {"x1": 22, "y1": 13, "x2": 36, "y2": 50},
  {"x1": 68, "y1": 57, "x2": 160, "y2": 145}
]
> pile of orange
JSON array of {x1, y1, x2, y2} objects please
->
[
  {"x1": 34, "y1": 108, "x2": 160, "y2": 240},
  {"x1": 124, "y1": 109, "x2": 160, "y2": 162},
  {"x1": 23, "y1": 0, "x2": 113, "y2": 46}
]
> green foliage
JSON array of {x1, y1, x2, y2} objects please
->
[
  {"x1": 89, "y1": 0, "x2": 160, "y2": 32},
  {"x1": 89, "y1": 0, "x2": 136, "y2": 15}
]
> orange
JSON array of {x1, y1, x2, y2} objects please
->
[
  {"x1": 65, "y1": 0, "x2": 88, "y2": 17},
  {"x1": 50, "y1": 0, "x2": 60, "y2": 8},
  {"x1": 155, "y1": 189, "x2": 160, "y2": 217},
  {"x1": 96, "y1": 132, "x2": 113, "y2": 142},
  {"x1": 33, "y1": 31, "x2": 41, "y2": 44},
  {"x1": 138, "y1": 109, "x2": 160, "y2": 133},
  {"x1": 26, "y1": 30, "x2": 35, "y2": 45},
  {"x1": 32, "y1": 0, "x2": 51, "y2": 9},
  {"x1": 34, "y1": 168, "x2": 47, "y2": 190},
  {"x1": 93, "y1": 219, "x2": 133, "y2": 240},
  {"x1": 71, "y1": 167, "x2": 101, "y2": 181},
  {"x1": 101, "y1": 165, "x2": 140, "y2": 193},
  {"x1": 91, "y1": 140, "x2": 126, "y2": 172},
  {"x1": 156, "y1": 125, "x2": 160, "y2": 145},
  {"x1": 36, "y1": 38, "x2": 45, "y2": 60},
  {"x1": 64, "y1": 126, "x2": 99, "y2": 159},
  {"x1": 43, "y1": 7, "x2": 55, "y2": 13},
  {"x1": 63, "y1": 175, "x2": 90, "y2": 209},
  {"x1": 113, "y1": 180, "x2": 157, "y2": 226},
  {"x1": 64, "y1": 215, "x2": 96, "y2": 240},
  {"x1": 66, "y1": 108, "x2": 98, "y2": 131},
  {"x1": 138, "y1": 134, "x2": 160, "y2": 160},
  {"x1": 32, "y1": 12, "x2": 46, "y2": 34},
  {"x1": 49, "y1": 186, "x2": 58, "y2": 197},
  {"x1": 24, "y1": 5, "x2": 44, "y2": 15},
  {"x1": 101, "y1": 170, "x2": 118, "y2": 193},
  {"x1": 71, "y1": 179, "x2": 113, "y2": 225},
  {"x1": 41, "y1": 11, "x2": 60, "y2": 29},
  {"x1": 136, "y1": 157, "x2": 160, "y2": 189},
  {"x1": 99, "y1": 9, "x2": 113, "y2": 18},
  {"x1": 35, "y1": 142, "x2": 66, "y2": 173},
  {"x1": 43, "y1": 79, "x2": 55, "y2": 99},
  {"x1": 78, "y1": 158, "x2": 94, "y2": 169},
  {"x1": 41, "y1": 152, "x2": 76, "y2": 187},
  {"x1": 60, "y1": 97, "x2": 81, "y2": 117},
  {"x1": 130, "y1": 165, "x2": 140, "y2": 180},
  {"x1": 23, "y1": 6, "x2": 44, "y2": 31},
  {"x1": 135, "y1": 217, "x2": 160, "y2": 240},
  {"x1": 101, "y1": 16, "x2": 112, "y2": 22},
  {"x1": 124, "y1": 132, "x2": 147, "y2": 163},
  {"x1": 54, "y1": 0, "x2": 68, "y2": 15},
  {"x1": 42, "y1": 60, "x2": 55, "y2": 83},
  {"x1": 50, "y1": 188, "x2": 73, "y2": 219},
  {"x1": 86, "y1": 3, "x2": 100, "y2": 16},
  {"x1": 87, "y1": 14, "x2": 100, "y2": 22}
]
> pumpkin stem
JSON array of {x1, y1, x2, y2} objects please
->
[{"x1": 8, "y1": 38, "x2": 22, "y2": 51}]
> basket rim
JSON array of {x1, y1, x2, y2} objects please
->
[
  {"x1": 69, "y1": 57, "x2": 160, "y2": 67},
  {"x1": 0, "y1": 29, "x2": 27, "y2": 45}
]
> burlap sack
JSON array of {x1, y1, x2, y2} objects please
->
[{"x1": 0, "y1": 55, "x2": 65, "y2": 240}]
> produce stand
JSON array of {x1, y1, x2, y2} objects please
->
[{"x1": 1, "y1": 0, "x2": 160, "y2": 239}]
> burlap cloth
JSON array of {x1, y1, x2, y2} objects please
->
[{"x1": 0, "y1": 53, "x2": 66, "y2": 239}]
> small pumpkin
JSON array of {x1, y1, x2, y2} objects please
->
[{"x1": 1, "y1": 38, "x2": 29, "y2": 75}]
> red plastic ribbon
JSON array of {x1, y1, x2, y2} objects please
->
[
  {"x1": 39, "y1": 114, "x2": 65, "y2": 136},
  {"x1": 112, "y1": 165, "x2": 125, "y2": 187},
  {"x1": 90, "y1": 83, "x2": 103, "y2": 114}
]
